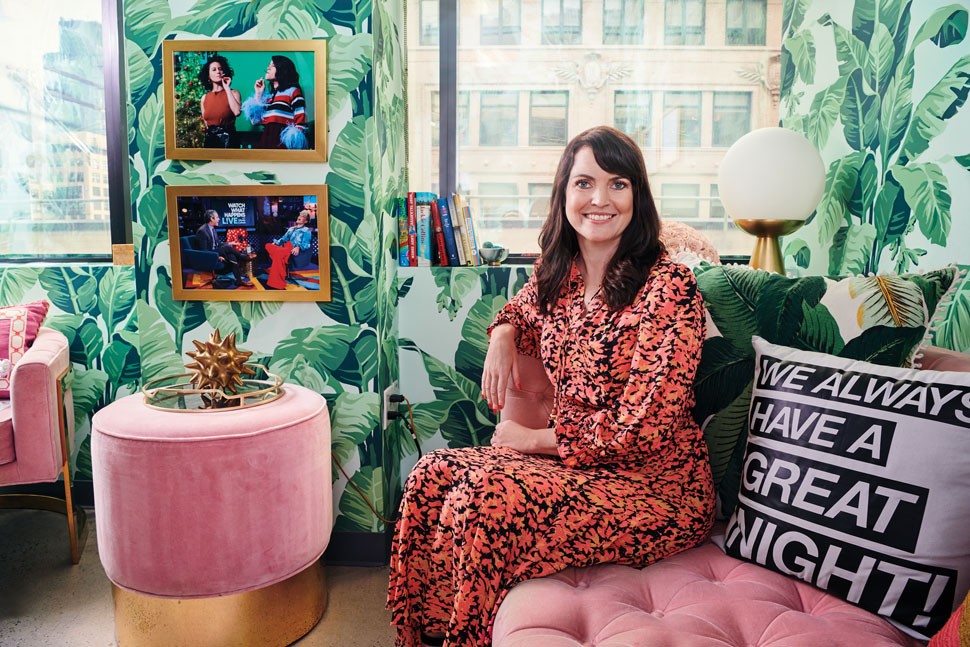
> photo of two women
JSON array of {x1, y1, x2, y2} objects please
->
[{"x1": 171, "y1": 48, "x2": 318, "y2": 151}]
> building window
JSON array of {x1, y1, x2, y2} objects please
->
[
  {"x1": 481, "y1": 0, "x2": 521, "y2": 45},
  {"x1": 712, "y1": 92, "x2": 751, "y2": 147},
  {"x1": 1, "y1": 3, "x2": 113, "y2": 258},
  {"x1": 660, "y1": 183, "x2": 700, "y2": 219},
  {"x1": 665, "y1": 0, "x2": 706, "y2": 46},
  {"x1": 726, "y1": 0, "x2": 766, "y2": 46},
  {"x1": 604, "y1": 0, "x2": 644, "y2": 45},
  {"x1": 458, "y1": 91, "x2": 471, "y2": 146},
  {"x1": 529, "y1": 91, "x2": 568, "y2": 146},
  {"x1": 420, "y1": 0, "x2": 439, "y2": 45},
  {"x1": 528, "y1": 183, "x2": 552, "y2": 222},
  {"x1": 479, "y1": 182, "x2": 520, "y2": 219},
  {"x1": 541, "y1": 0, "x2": 582, "y2": 45},
  {"x1": 480, "y1": 92, "x2": 518, "y2": 146},
  {"x1": 709, "y1": 183, "x2": 727, "y2": 220},
  {"x1": 614, "y1": 91, "x2": 652, "y2": 147},
  {"x1": 431, "y1": 91, "x2": 440, "y2": 147},
  {"x1": 662, "y1": 92, "x2": 702, "y2": 148}
]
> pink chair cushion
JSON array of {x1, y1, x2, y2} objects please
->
[
  {"x1": 0, "y1": 300, "x2": 50, "y2": 398},
  {"x1": 92, "y1": 385, "x2": 332, "y2": 598},
  {"x1": 494, "y1": 541, "x2": 922, "y2": 646},
  {"x1": 0, "y1": 402, "x2": 12, "y2": 465}
]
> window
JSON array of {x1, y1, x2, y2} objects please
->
[
  {"x1": 665, "y1": 0, "x2": 706, "y2": 46},
  {"x1": 614, "y1": 91, "x2": 653, "y2": 147},
  {"x1": 0, "y1": 2, "x2": 115, "y2": 258},
  {"x1": 604, "y1": 0, "x2": 644, "y2": 45},
  {"x1": 480, "y1": 92, "x2": 518, "y2": 146},
  {"x1": 660, "y1": 183, "x2": 700, "y2": 219},
  {"x1": 409, "y1": 0, "x2": 780, "y2": 255},
  {"x1": 712, "y1": 91, "x2": 752, "y2": 147},
  {"x1": 420, "y1": 0, "x2": 439, "y2": 46},
  {"x1": 662, "y1": 92, "x2": 702, "y2": 148},
  {"x1": 431, "y1": 91, "x2": 441, "y2": 146},
  {"x1": 726, "y1": 0, "x2": 766, "y2": 46},
  {"x1": 709, "y1": 184, "x2": 725, "y2": 220},
  {"x1": 479, "y1": 182, "x2": 520, "y2": 220},
  {"x1": 529, "y1": 92, "x2": 568, "y2": 146},
  {"x1": 542, "y1": 0, "x2": 582, "y2": 45},
  {"x1": 481, "y1": 0, "x2": 521, "y2": 45}
]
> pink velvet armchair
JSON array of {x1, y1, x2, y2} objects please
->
[{"x1": 0, "y1": 327, "x2": 86, "y2": 563}]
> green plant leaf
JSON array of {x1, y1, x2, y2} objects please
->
[
  {"x1": 201, "y1": 302, "x2": 246, "y2": 342},
  {"x1": 270, "y1": 325, "x2": 362, "y2": 391},
  {"x1": 102, "y1": 333, "x2": 141, "y2": 387},
  {"x1": 840, "y1": 324, "x2": 925, "y2": 366},
  {"x1": 865, "y1": 22, "x2": 896, "y2": 95},
  {"x1": 913, "y1": 5, "x2": 968, "y2": 48},
  {"x1": 98, "y1": 269, "x2": 136, "y2": 336},
  {"x1": 433, "y1": 267, "x2": 484, "y2": 320},
  {"x1": 44, "y1": 314, "x2": 104, "y2": 367},
  {"x1": 137, "y1": 183, "x2": 167, "y2": 253},
  {"x1": 136, "y1": 301, "x2": 186, "y2": 384},
  {"x1": 829, "y1": 223, "x2": 877, "y2": 276},
  {"x1": 849, "y1": 275, "x2": 926, "y2": 329},
  {"x1": 124, "y1": 0, "x2": 171, "y2": 55},
  {"x1": 324, "y1": 0, "x2": 371, "y2": 32},
  {"x1": 899, "y1": 55, "x2": 970, "y2": 162},
  {"x1": 893, "y1": 162, "x2": 952, "y2": 246},
  {"x1": 39, "y1": 267, "x2": 99, "y2": 316},
  {"x1": 873, "y1": 171, "x2": 911, "y2": 250},
  {"x1": 934, "y1": 290, "x2": 970, "y2": 352},
  {"x1": 816, "y1": 152, "x2": 866, "y2": 244},
  {"x1": 334, "y1": 466, "x2": 384, "y2": 533},
  {"x1": 787, "y1": 30, "x2": 816, "y2": 85},
  {"x1": 0, "y1": 268, "x2": 39, "y2": 306},
  {"x1": 829, "y1": 17, "x2": 869, "y2": 77},
  {"x1": 757, "y1": 274, "x2": 827, "y2": 345},
  {"x1": 695, "y1": 266, "x2": 771, "y2": 354},
  {"x1": 327, "y1": 117, "x2": 368, "y2": 229},
  {"x1": 136, "y1": 91, "x2": 166, "y2": 181},
  {"x1": 69, "y1": 366, "x2": 108, "y2": 435},
  {"x1": 455, "y1": 294, "x2": 507, "y2": 387},
  {"x1": 955, "y1": 153, "x2": 970, "y2": 169},
  {"x1": 842, "y1": 68, "x2": 880, "y2": 151},
  {"x1": 701, "y1": 381, "x2": 752, "y2": 493},
  {"x1": 692, "y1": 335, "x2": 755, "y2": 425},
  {"x1": 153, "y1": 267, "x2": 206, "y2": 350},
  {"x1": 253, "y1": 3, "x2": 318, "y2": 39},
  {"x1": 126, "y1": 38, "x2": 155, "y2": 109},
  {"x1": 852, "y1": 0, "x2": 906, "y2": 48},
  {"x1": 780, "y1": 42, "x2": 797, "y2": 99},
  {"x1": 784, "y1": 238, "x2": 811, "y2": 269},
  {"x1": 328, "y1": 34, "x2": 373, "y2": 118},
  {"x1": 798, "y1": 301, "x2": 845, "y2": 355},
  {"x1": 804, "y1": 77, "x2": 847, "y2": 149},
  {"x1": 879, "y1": 51, "x2": 915, "y2": 163},
  {"x1": 783, "y1": 0, "x2": 811, "y2": 35},
  {"x1": 330, "y1": 391, "x2": 379, "y2": 466},
  {"x1": 849, "y1": 152, "x2": 879, "y2": 222}
]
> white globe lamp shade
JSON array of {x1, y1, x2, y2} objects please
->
[{"x1": 717, "y1": 127, "x2": 826, "y2": 273}]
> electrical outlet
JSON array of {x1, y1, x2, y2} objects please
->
[{"x1": 382, "y1": 381, "x2": 400, "y2": 430}]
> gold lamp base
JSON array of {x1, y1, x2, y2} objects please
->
[
  {"x1": 112, "y1": 561, "x2": 327, "y2": 647},
  {"x1": 733, "y1": 219, "x2": 806, "y2": 275}
]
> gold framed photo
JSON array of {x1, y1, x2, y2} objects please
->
[
  {"x1": 166, "y1": 184, "x2": 331, "y2": 302},
  {"x1": 162, "y1": 40, "x2": 327, "y2": 162}
]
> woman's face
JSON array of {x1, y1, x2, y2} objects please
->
[
  {"x1": 208, "y1": 62, "x2": 225, "y2": 83},
  {"x1": 266, "y1": 61, "x2": 277, "y2": 81},
  {"x1": 564, "y1": 146, "x2": 634, "y2": 251}
]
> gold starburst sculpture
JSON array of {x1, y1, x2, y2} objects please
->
[{"x1": 185, "y1": 330, "x2": 256, "y2": 394}]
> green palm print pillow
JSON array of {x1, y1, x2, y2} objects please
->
[{"x1": 692, "y1": 264, "x2": 957, "y2": 518}]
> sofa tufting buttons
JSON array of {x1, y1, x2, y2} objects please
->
[{"x1": 652, "y1": 610, "x2": 665, "y2": 619}]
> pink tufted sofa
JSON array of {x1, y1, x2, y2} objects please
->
[{"x1": 492, "y1": 346, "x2": 970, "y2": 647}]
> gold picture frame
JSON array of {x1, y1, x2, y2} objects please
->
[
  {"x1": 162, "y1": 40, "x2": 327, "y2": 162},
  {"x1": 166, "y1": 184, "x2": 331, "y2": 302}
]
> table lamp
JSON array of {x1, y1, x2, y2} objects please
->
[{"x1": 717, "y1": 127, "x2": 826, "y2": 274}]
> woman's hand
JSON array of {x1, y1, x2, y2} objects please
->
[
  {"x1": 481, "y1": 324, "x2": 519, "y2": 412},
  {"x1": 254, "y1": 78, "x2": 264, "y2": 95},
  {"x1": 491, "y1": 420, "x2": 558, "y2": 455},
  {"x1": 221, "y1": 76, "x2": 233, "y2": 90}
]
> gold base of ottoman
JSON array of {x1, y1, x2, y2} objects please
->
[{"x1": 112, "y1": 561, "x2": 327, "y2": 647}]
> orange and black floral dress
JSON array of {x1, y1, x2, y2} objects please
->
[{"x1": 387, "y1": 254, "x2": 715, "y2": 646}]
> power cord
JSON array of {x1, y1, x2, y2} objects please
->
[{"x1": 331, "y1": 394, "x2": 423, "y2": 526}]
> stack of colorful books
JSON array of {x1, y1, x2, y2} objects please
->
[{"x1": 396, "y1": 192, "x2": 482, "y2": 266}]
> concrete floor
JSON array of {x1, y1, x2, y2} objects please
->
[{"x1": 0, "y1": 509, "x2": 396, "y2": 646}]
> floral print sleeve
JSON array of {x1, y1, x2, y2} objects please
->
[
  {"x1": 553, "y1": 261, "x2": 706, "y2": 470},
  {"x1": 487, "y1": 272, "x2": 541, "y2": 358}
]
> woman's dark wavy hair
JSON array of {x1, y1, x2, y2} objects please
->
[
  {"x1": 535, "y1": 126, "x2": 664, "y2": 314},
  {"x1": 271, "y1": 55, "x2": 302, "y2": 92},
  {"x1": 197, "y1": 55, "x2": 234, "y2": 91}
]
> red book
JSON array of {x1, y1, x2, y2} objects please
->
[
  {"x1": 430, "y1": 198, "x2": 449, "y2": 266},
  {"x1": 406, "y1": 191, "x2": 417, "y2": 267}
]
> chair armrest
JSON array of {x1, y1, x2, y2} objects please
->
[
  {"x1": 916, "y1": 345, "x2": 970, "y2": 372},
  {"x1": 8, "y1": 327, "x2": 72, "y2": 481},
  {"x1": 499, "y1": 354, "x2": 555, "y2": 429},
  {"x1": 183, "y1": 248, "x2": 221, "y2": 271}
]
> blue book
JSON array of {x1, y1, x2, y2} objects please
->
[
  {"x1": 397, "y1": 197, "x2": 409, "y2": 266},
  {"x1": 436, "y1": 198, "x2": 462, "y2": 267},
  {"x1": 414, "y1": 192, "x2": 436, "y2": 267}
]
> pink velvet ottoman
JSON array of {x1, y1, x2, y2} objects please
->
[
  {"x1": 493, "y1": 539, "x2": 922, "y2": 646},
  {"x1": 92, "y1": 384, "x2": 332, "y2": 646}
]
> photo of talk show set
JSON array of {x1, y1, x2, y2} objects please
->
[{"x1": 166, "y1": 185, "x2": 330, "y2": 302}]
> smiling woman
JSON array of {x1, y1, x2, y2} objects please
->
[{"x1": 0, "y1": 1, "x2": 114, "y2": 259}]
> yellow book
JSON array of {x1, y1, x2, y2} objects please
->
[{"x1": 451, "y1": 192, "x2": 475, "y2": 265}]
